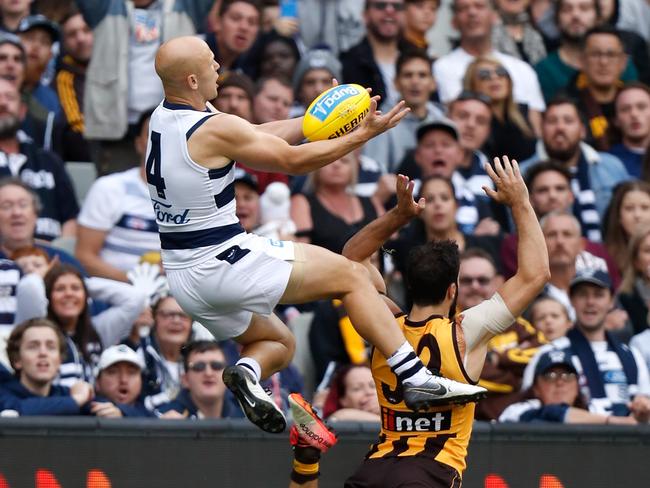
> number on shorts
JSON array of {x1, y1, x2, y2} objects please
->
[{"x1": 146, "y1": 131, "x2": 167, "y2": 199}]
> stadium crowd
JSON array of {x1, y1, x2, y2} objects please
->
[{"x1": 0, "y1": 0, "x2": 649, "y2": 427}]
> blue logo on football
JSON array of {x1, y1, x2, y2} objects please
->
[{"x1": 309, "y1": 85, "x2": 361, "y2": 122}]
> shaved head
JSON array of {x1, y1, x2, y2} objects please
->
[{"x1": 155, "y1": 36, "x2": 220, "y2": 105}]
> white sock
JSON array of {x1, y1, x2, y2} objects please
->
[
  {"x1": 237, "y1": 357, "x2": 261, "y2": 382},
  {"x1": 386, "y1": 341, "x2": 432, "y2": 386}
]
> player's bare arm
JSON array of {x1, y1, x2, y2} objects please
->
[
  {"x1": 255, "y1": 117, "x2": 305, "y2": 145},
  {"x1": 206, "y1": 100, "x2": 305, "y2": 144},
  {"x1": 188, "y1": 97, "x2": 409, "y2": 174},
  {"x1": 248, "y1": 79, "x2": 342, "y2": 144},
  {"x1": 341, "y1": 175, "x2": 423, "y2": 307},
  {"x1": 460, "y1": 156, "x2": 550, "y2": 380}
]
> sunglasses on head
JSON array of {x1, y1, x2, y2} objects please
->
[
  {"x1": 477, "y1": 66, "x2": 509, "y2": 81},
  {"x1": 188, "y1": 360, "x2": 225, "y2": 373},
  {"x1": 369, "y1": 1, "x2": 406, "y2": 11}
]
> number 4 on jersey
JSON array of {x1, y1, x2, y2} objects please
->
[{"x1": 146, "y1": 131, "x2": 167, "y2": 199}]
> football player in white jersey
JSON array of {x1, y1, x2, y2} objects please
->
[{"x1": 149, "y1": 36, "x2": 486, "y2": 433}]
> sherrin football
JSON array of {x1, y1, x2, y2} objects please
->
[{"x1": 303, "y1": 83, "x2": 371, "y2": 141}]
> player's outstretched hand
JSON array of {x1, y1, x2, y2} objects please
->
[
  {"x1": 395, "y1": 174, "x2": 425, "y2": 221},
  {"x1": 360, "y1": 98, "x2": 410, "y2": 140},
  {"x1": 482, "y1": 156, "x2": 528, "y2": 207}
]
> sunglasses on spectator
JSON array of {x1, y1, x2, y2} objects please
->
[
  {"x1": 156, "y1": 310, "x2": 191, "y2": 321},
  {"x1": 369, "y1": 1, "x2": 406, "y2": 11},
  {"x1": 459, "y1": 276, "x2": 493, "y2": 287},
  {"x1": 476, "y1": 66, "x2": 509, "y2": 81},
  {"x1": 456, "y1": 90, "x2": 492, "y2": 106},
  {"x1": 540, "y1": 371, "x2": 577, "y2": 383},
  {"x1": 188, "y1": 361, "x2": 225, "y2": 373}
]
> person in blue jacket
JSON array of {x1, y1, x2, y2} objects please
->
[
  {"x1": 0, "y1": 317, "x2": 93, "y2": 415},
  {"x1": 156, "y1": 340, "x2": 242, "y2": 419},
  {"x1": 92, "y1": 344, "x2": 153, "y2": 418}
]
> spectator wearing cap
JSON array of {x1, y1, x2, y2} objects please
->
[
  {"x1": 540, "y1": 211, "x2": 616, "y2": 321},
  {"x1": 522, "y1": 268, "x2": 650, "y2": 420},
  {"x1": 92, "y1": 344, "x2": 152, "y2": 417},
  {"x1": 54, "y1": 7, "x2": 93, "y2": 162},
  {"x1": 0, "y1": 318, "x2": 94, "y2": 416},
  {"x1": 156, "y1": 340, "x2": 243, "y2": 419},
  {"x1": 206, "y1": 0, "x2": 261, "y2": 75},
  {"x1": 363, "y1": 50, "x2": 444, "y2": 178},
  {"x1": 76, "y1": 0, "x2": 213, "y2": 175},
  {"x1": 608, "y1": 83, "x2": 650, "y2": 178},
  {"x1": 17, "y1": 15, "x2": 62, "y2": 117},
  {"x1": 290, "y1": 49, "x2": 341, "y2": 118},
  {"x1": 213, "y1": 71, "x2": 255, "y2": 121},
  {"x1": 0, "y1": 0, "x2": 32, "y2": 33},
  {"x1": 396, "y1": 118, "x2": 496, "y2": 235},
  {"x1": 0, "y1": 79, "x2": 79, "y2": 242},
  {"x1": 340, "y1": 0, "x2": 408, "y2": 108},
  {"x1": 76, "y1": 109, "x2": 160, "y2": 282},
  {"x1": 500, "y1": 350, "x2": 638, "y2": 424}
]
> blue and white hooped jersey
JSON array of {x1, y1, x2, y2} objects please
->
[{"x1": 146, "y1": 101, "x2": 246, "y2": 269}]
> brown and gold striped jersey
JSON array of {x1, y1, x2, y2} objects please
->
[{"x1": 366, "y1": 314, "x2": 476, "y2": 475}]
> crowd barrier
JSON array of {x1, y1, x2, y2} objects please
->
[{"x1": 0, "y1": 418, "x2": 648, "y2": 488}]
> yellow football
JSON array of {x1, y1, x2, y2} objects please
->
[{"x1": 302, "y1": 83, "x2": 371, "y2": 141}]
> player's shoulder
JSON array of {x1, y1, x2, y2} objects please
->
[{"x1": 197, "y1": 111, "x2": 252, "y2": 139}]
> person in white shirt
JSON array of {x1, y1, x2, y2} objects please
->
[
  {"x1": 75, "y1": 109, "x2": 160, "y2": 282},
  {"x1": 433, "y1": 0, "x2": 545, "y2": 115}
]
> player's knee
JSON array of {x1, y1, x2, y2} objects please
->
[
  {"x1": 342, "y1": 260, "x2": 373, "y2": 292},
  {"x1": 278, "y1": 328, "x2": 296, "y2": 367}
]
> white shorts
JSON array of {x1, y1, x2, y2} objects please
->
[{"x1": 166, "y1": 234, "x2": 295, "y2": 340}]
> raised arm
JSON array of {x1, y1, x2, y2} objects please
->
[
  {"x1": 191, "y1": 98, "x2": 409, "y2": 175},
  {"x1": 485, "y1": 157, "x2": 550, "y2": 317},
  {"x1": 342, "y1": 175, "x2": 423, "y2": 262},
  {"x1": 341, "y1": 175, "x2": 423, "y2": 299},
  {"x1": 460, "y1": 157, "x2": 550, "y2": 380}
]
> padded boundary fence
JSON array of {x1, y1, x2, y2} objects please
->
[{"x1": 0, "y1": 418, "x2": 648, "y2": 487}]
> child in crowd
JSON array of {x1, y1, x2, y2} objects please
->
[
  {"x1": 11, "y1": 247, "x2": 51, "y2": 276},
  {"x1": 529, "y1": 296, "x2": 573, "y2": 342}
]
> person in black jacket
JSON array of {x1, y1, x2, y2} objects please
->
[
  {"x1": 340, "y1": 0, "x2": 408, "y2": 108},
  {"x1": 0, "y1": 318, "x2": 93, "y2": 416}
]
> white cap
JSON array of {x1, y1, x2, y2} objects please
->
[{"x1": 97, "y1": 344, "x2": 144, "y2": 373}]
